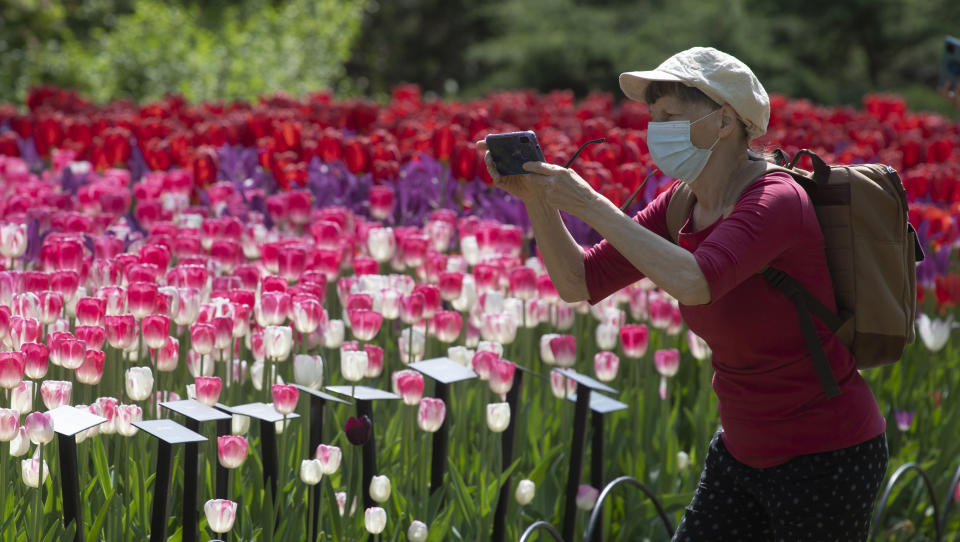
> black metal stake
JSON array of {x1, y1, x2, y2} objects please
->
[
  {"x1": 562, "y1": 388, "x2": 593, "y2": 542},
  {"x1": 216, "y1": 418, "x2": 230, "y2": 499},
  {"x1": 308, "y1": 395, "x2": 326, "y2": 541},
  {"x1": 183, "y1": 419, "x2": 200, "y2": 542},
  {"x1": 357, "y1": 399, "x2": 377, "y2": 509},
  {"x1": 590, "y1": 411, "x2": 605, "y2": 542},
  {"x1": 58, "y1": 434, "x2": 83, "y2": 542},
  {"x1": 491, "y1": 371, "x2": 523, "y2": 542},
  {"x1": 430, "y1": 382, "x2": 450, "y2": 495},
  {"x1": 149, "y1": 442, "x2": 173, "y2": 542},
  {"x1": 260, "y1": 419, "x2": 279, "y2": 500}
]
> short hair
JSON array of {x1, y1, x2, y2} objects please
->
[{"x1": 643, "y1": 81, "x2": 720, "y2": 109}]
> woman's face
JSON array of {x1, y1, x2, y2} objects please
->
[{"x1": 648, "y1": 94, "x2": 722, "y2": 151}]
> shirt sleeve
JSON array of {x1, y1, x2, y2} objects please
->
[
  {"x1": 692, "y1": 174, "x2": 807, "y2": 302},
  {"x1": 583, "y1": 182, "x2": 678, "y2": 305}
]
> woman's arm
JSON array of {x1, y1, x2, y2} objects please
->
[{"x1": 523, "y1": 198, "x2": 590, "y2": 303}]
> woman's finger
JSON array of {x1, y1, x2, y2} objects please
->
[
  {"x1": 483, "y1": 152, "x2": 500, "y2": 180},
  {"x1": 522, "y1": 161, "x2": 567, "y2": 175},
  {"x1": 476, "y1": 140, "x2": 488, "y2": 152}
]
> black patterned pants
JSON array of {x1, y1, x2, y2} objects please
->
[{"x1": 672, "y1": 430, "x2": 888, "y2": 542}]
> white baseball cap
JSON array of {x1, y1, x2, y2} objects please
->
[{"x1": 619, "y1": 47, "x2": 770, "y2": 140}]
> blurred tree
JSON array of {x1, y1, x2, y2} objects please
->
[{"x1": 0, "y1": 0, "x2": 368, "y2": 104}]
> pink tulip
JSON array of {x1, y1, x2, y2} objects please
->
[
  {"x1": 10, "y1": 316, "x2": 40, "y2": 349},
  {"x1": 400, "y1": 293, "x2": 425, "y2": 325},
  {"x1": 74, "y1": 325, "x2": 106, "y2": 350},
  {"x1": 156, "y1": 336, "x2": 180, "y2": 372},
  {"x1": 258, "y1": 291, "x2": 291, "y2": 326},
  {"x1": 369, "y1": 185, "x2": 395, "y2": 220},
  {"x1": 0, "y1": 408, "x2": 19, "y2": 441},
  {"x1": 508, "y1": 267, "x2": 537, "y2": 300},
  {"x1": 648, "y1": 292, "x2": 673, "y2": 329},
  {"x1": 291, "y1": 295, "x2": 324, "y2": 334},
  {"x1": 40, "y1": 380, "x2": 72, "y2": 409},
  {"x1": 37, "y1": 290, "x2": 64, "y2": 324},
  {"x1": 488, "y1": 358, "x2": 516, "y2": 395},
  {"x1": 367, "y1": 227, "x2": 396, "y2": 262},
  {"x1": 126, "y1": 282, "x2": 159, "y2": 320},
  {"x1": 217, "y1": 435, "x2": 249, "y2": 469},
  {"x1": 401, "y1": 233, "x2": 429, "y2": 267},
  {"x1": 204, "y1": 499, "x2": 237, "y2": 534},
  {"x1": 212, "y1": 316, "x2": 233, "y2": 350},
  {"x1": 654, "y1": 349, "x2": 680, "y2": 377},
  {"x1": 594, "y1": 352, "x2": 620, "y2": 382},
  {"x1": 349, "y1": 309, "x2": 383, "y2": 341},
  {"x1": 94, "y1": 397, "x2": 119, "y2": 434},
  {"x1": 272, "y1": 384, "x2": 299, "y2": 415},
  {"x1": 174, "y1": 288, "x2": 201, "y2": 326},
  {"x1": 57, "y1": 338, "x2": 86, "y2": 370},
  {"x1": 536, "y1": 274, "x2": 559, "y2": 304},
  {"x1": 392, "y1": 370, "x2": 424, "y2": 405},
  {"x1": 141, "y1": 314, "x2": 170, "y2": 350},
  {"x1": 195, "y1": 376, "x2": 222, "y2": 407},
  {"x1": 315, "y1": 444, "x2": 342, "y2": 474},
  {"x1": 104, "y1": 314, "x2": 138, "y2": 351},
  {"x1": 364, "y1": 344, "x2": 384, "y2": 378},
  {"x1": 576, "y1": 485, "x2": 599, "y2": 510},
  {"x1": 413, "y1": 285, "x2": 441, "y2": 320},
  {"x1": 24, "y1": 411, "x2": 54, "y2": 445},
  {"x1": 472, "y1": 350, "x2": 498, "y2": 381},
  {"x1": 0, "y1": 351, "x2": 25, "y2": 389},
  {"x1": 550, "y1": 369, "x2": 577, "y2": 399},
  {"x1": 98, "y1": 286, "x2": 127, "y2": 316},
  {"x1": 549, "y1": 335, "x2": 577, "y2": 368},
  {"x1": 190, "y1": 322, "x2": 216, "y2": 355},
  {"x1": 619, "y1": 324, "x2": 650, "y2": 359},
  {"x1": 21, "y1": 343, "x2": 49, "y2": 380},
  {"x1": 687, "y1": 330, "x2": 712, "y2": 361},
  {"x1": 433, "y1": 311, "x2": 462, "y2": 343},
  {"x1": 437, "y1": 271, "x2": 464, "y2": 302},
  {"x1": 75, "y1": 297, "x2": 106, "y2": 327},
  {"x1": 417, "y1": 397, "x2": 446, "y2": 432},
  {"x1": 0, "y1": 222, "x2": 27, "y2": 258},
  {"x1": 77, "y1": 349, "x2": 106, "y2": 385},
  {"x1": 14, "y1": 292, "x2": 39, "y2": 320},
  {"x1": 277, "y1": 245, "x2": 307, "y2": 283}
]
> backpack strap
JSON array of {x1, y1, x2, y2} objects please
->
[
  {"x1": 665, "y1": 182, "x2": 696, "y2": 244},
  {"x1": 761, "y1": 268, "x2": 843, "y2": 398}
]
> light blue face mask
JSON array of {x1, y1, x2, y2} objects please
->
[{"x1": 646, "y1": 109, "x2": 721, "y2": 183}]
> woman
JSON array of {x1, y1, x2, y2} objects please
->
[{"x1": 477, "y1": 47, "x2": 888, "y2": 541}]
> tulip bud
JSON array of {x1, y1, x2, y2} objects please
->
[
  {"x1": 264, "y1": 325, "x2": 293, "y2": 362},
  {"x1": 323, "y1": 319, "x2": 345, "y2": 349},
  {"x1": 408, "y1": 520, "x2": 429, "y2": 542},
  {"x1": 10, "y1": 381, "x2": 33, "y2": 414},
  {"x1": 471, "y1": 350, "x2": 498, "y2": 381},
  {"x1": 392, "y1": 370, "x2": 424, "y2": 406},
  {"x1": 125, "y1": 366, "x2": 154, "y2": 401},
  {"x1": 594, "y1": 352, "x2": 620, "y2": 382},
  {"x1": 488, "y1": 358, "x2": 516, "y2": 395},
  {"x1": 292, "y1": 296, "x2": 324, "y2": 334},
  {"x1": 9, "y1": 426, "x2": 29, "y2": 456},
  {"x1": 0, "y1": 223, "x2": 27, "y2": 258},
  {"x1": 345, "y1": 415, "x2": 373, "y2": 446},
  {"x1": 217, "y1": 436, "x2": 249, "y2": 469},
  {"x1": 271, "y1": 384, "x2": 299, "y2": 415},
  {"x1": 116, "y1": 404, "x2": 142, "y2": 437},
  {"x1": 76, "y1": 297, "x2": 106, "y2": 326},
  {"x1": 157, "y1": 336, "x2": 180, "y2": 372},
  {"x1": 515, "y1": 479, "x2": 535, "y2": 505},
  {"x1": 549, "y1": 335, "x2": 576, "y2": 368},
  {"x1": 25, "y1": 411, "x2": 54, "y2": 445},
  {"x1": 292, "y1": 354, "x2": 324, "y2": 390},
  {"x1": 576, "y1": 484, "x2": 599, "y2": 510},
  {"x1": 105, "y1": 314, "x2": 138, "y2": 351},
  {"x1": 367, "y1": 228, "x2": 396, "y2": 262},
  {"x1": 77, "y1": 349, "x2": 105, "y2": 385},
  {"x1": 417, "y1": 397, "x2": 446, "y2": 433},
  {"x1": 94, "y1": 397, "x2": 119, "y2": 435},
  {"x1": 0, "y1": 351, "x2": 25, "y2": 389},
  {"x1": 21, "y1": 458, "x2": 49, "y2": 488},
  {"x1": 315, "y1": 444, "x2": 342, "y2": 474},
  {"x1": 364, "y1": 507, "x2": 387, "y2": 534},
  {"x1": 369, "y1": 474, "x2": 391, "y2": 503},
  {"x1": 195, "y1": 376, "x2": 222, "y2": 407},
  {"x1": 550, "y1": 369, "x2": 576, "y2": 399},
  {"x1": 40, "y1": 380, "x2": 72, "y2": 410},
  {"x1": 596, "y1": 324, "x2": 618, "y2": 351},
  {"x1": 300, "y1": 459, "x2": 323, "y2": 485},
  {"x1": 0, "y1": 408, "x2": 19, "y2": 442},
  {"x1": 341, "y1": 350, "x2": 368, "y2": 382},
  {"x1": 447, "y1": 346, "x2": 474, "y2": 367},
  {"x1": 432, "y1": 311, "x2": 462, "y2": 343},
  {"x1": 677, "y1": 450, "x2": 690, "y2": 473},
  {"x1": 57, "y1": 338, "x2": 86, "y2": 370},
  {"x1": 398, "y1": 327, "x2": 425, "y2": 364},
  {"x1": 204, "y1": 499, "x2": 237, "y2": 534},
  {"x1": 141, "y1": 314, "x2": 170, "y2": 350},
  {"x1": 74, "y1": 325, "x2": 106, "y2": 351},
  {"x1": 231, "y1": 414, "x2": 250, "y2": 435},
  {"x1": 687, "y1": 330, "x2": 712, "y2": 361},
  {"x1": 486, "y1": 402, "x2": 510, "y2": 433}
]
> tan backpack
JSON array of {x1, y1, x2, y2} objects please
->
[{"x1": 666, "y1": 149, "x2": 924, "y2": 397}]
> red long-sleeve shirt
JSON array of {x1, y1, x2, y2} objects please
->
[{"x1": 584, "y1": 172, "x2": 886, "y2": 468}]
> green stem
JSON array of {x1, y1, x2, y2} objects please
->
[{"x1": 33, "y1": 443, "x2": 42, "y2": 542}]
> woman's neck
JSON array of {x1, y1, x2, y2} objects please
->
[{"x1": 689, "y1": 150, "x2": 760, "y2": 213}]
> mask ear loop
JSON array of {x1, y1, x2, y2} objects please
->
[{"x1": 562, "y1": 137, "x2": 657, "y2": 213}]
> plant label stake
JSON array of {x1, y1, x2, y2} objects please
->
[
  {"x1": 132, "y1": 419, "x2": 207, "y2": 542},
  {"x1": 565, "y1": 392, "x2": 628, "y2": 542},
  {"x1": 294, "y1": 386, "x2": 351, "y2": 541},
  {"x1": 161, "y1": 399, "x2": 232, "y2": 542},
  {"x1": 409, "y1": 357, "x2": 478, "y2": 496},
  {"x1": 325, "y1": 386, "x2": 400, "y2": 509},
  {"x1": 491, "y1": 365, "x2": 530, "y2": 542},
  {"x1": 228, "y1": 402, "x2": 301, "y2": 500},
  {"x1": 554, "y1": 369, "x2": 619, "y2": 542},
  {"x1": 49, "y1": 405, "x2": 108, "y2": 542}
]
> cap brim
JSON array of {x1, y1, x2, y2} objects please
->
[{"x1": 619, "y1": 70, "x2": 684, "y2": 103}]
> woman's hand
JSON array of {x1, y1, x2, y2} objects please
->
[
  {"x1": 939, "y1": 82, "x2": 960, "y2": 109},
  {"x1": 476, "y1": 140, "x2": 599, "y2": 215}
]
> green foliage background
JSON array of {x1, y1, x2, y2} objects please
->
[{"x1": 1, "y1": 0, "x2": 959, "y2": 114}]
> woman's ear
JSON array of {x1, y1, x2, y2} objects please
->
[{"x1": 718, "y1": 105, "x2": 741, "y2": 139}]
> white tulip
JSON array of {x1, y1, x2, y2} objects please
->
[
  {"x1": 486, "y1": 402, "x2": 511, "y2": 433},
  {"x1": 125, "y1": 367, "x2": 154, "y2": 402},
  {"x1": 364, "y1": 507, "x2": 387, "y2": 534},
  {"x1": 515, "y1": 479, "x2": 535, "y2": 505},
  {"x1": 21, "y1": 458, "x2": 48, "y2": 488},
  {"x1": 408, "y1": 520, "x2": 428, "y2": 542},
  {"x1": 300, "y1": 459, "x2": 323, "y2": 485},
  {"x1": 369, "y1": 474, "x2": 391, "y2": 503},
  {"x1": 293, "y1": 354, "x2": 324, "y2": 390}
]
